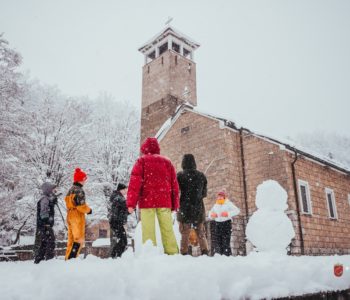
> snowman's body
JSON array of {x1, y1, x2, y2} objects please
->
[{"x1": 246, "y1": 180, "x2": 295, "y2": 254}]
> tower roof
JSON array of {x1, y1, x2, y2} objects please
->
[{"x1": 138, "y1": 26, "x2": 200, "y2": 54}]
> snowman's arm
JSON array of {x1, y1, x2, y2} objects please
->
[{"x1": 227, "y1": 202, "x2": 240, "y2": 218}]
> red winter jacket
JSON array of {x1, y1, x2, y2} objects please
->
[{"x1": 127, "y1": 138, "x2": 179, "y2": 211}]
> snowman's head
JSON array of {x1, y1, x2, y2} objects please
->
[{"x1": 255, "y1": 180, "x2": 288, "y2": 211}]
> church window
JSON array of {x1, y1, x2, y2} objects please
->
[
  {"x1": 325, "y1": 188, "x2": 337, "y2": 219},
  {"x1": 99, "y1": 229, "x2": 107, "y2": 238},
  {"x1": 181, "y1": 126, "x2": 190, "y2": 134},
  {"x1": 159, "y1": 42, "x2": 168, "y2": 56},
  {"x1": 298, "y1": 180, "x2": 312, "y2": 214},
  {"x1": 147, "y1": 51, "x2": 155, "y2": 61},
  {"x1": 183, "y1": 48, "x2": 191, "y2": 58},
  {"x1": 172, "y1": 42, "x2": 180, "y2": 53}
]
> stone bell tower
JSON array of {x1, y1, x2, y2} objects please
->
[{"x1": 138, "y1": 26, "x2": 200, "y2": 143}]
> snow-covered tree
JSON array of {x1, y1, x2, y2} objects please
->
[
  {"x1": 0, "y1": 35, "x2": 31, "y2": 244},
  {"x1": 84, "y1": 93, "x2": 139, "y2": 221},
  {"x1": 0, "y1": 34, "x2": 27, "y2": 191},
  {"x1": 0, "y1": 36, "x2": 140, "y2": 245},
  {"x1": 294, "y1": 131, "x2": 350, "y2": 170},
  {"x1": 23, "y1": 82, "x2": 91, "y2": 188}
]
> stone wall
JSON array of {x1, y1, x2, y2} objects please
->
[
  {"x1": 287, "y1": 153, "x2": 350, "y2": 255},
  {"x1": 141, "y1": 95, "x2": 180, "y2": 143},
  {"x1": 141, "y1": 50, "x2": 197, "y2": 108},
  {"x1": 141, "y1": 49, "x2": 198, "y2": 143},
  {"x1": 86, "y1": 220, "x2": 110, "y2": 241}
]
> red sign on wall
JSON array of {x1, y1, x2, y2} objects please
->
[{"x1": 334, "y1": 263, "x2": 343, "y2": 277}]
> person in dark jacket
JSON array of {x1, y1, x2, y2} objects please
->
[
  {"x1": 108, "y1": 183, "x2": 128, "y2": 258},
  {"x1": 177, "y1": 154, "x2": 209, "y2": 255},
  {"x1": 34, "y1": 182, "x2": 58, "y2": 264}
]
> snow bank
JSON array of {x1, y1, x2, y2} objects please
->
[{"x1": 1, "y1": 252, "x2": 350, "y2": 300}]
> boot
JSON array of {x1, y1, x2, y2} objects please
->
[
  {"x1": 67, "y1": 242, "x2": 80, "y2": 259},
  {"x1": 201, "y1": 249, "x2": 209, "y2": 256}
]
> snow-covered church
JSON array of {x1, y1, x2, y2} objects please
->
[{"x1": 138, "y1": 26, "x2": 350, "y2": 256}]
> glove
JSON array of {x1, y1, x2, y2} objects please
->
[
  {"x1": 88, "y1": 209, "x2": 92, "y2": 215},
  {"x1": 44, "y1": 225, "x2": 51, "y2": 235},
  {"x1": 210, "y1": 212, "x2": 218, "y2": 219},
  {"x1": 221, "y1": 211, "x2": 228, "y2": 217}
]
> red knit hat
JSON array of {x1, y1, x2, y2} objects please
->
[
  {"x1": 217, "y1": 190, "x2": 227, "y2": 198},
  {"x1": 73, "y1": 168, "x2": 87, "y2": 182}
]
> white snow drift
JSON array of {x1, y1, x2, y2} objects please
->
[{"x1": 1, "y1": 250, "x2": 350, "y2": 300}]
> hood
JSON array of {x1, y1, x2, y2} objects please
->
[
  {"x1": 141, "y1": 137, "x2": 160, "y2": 155},
  {"x1": 41, "y1": 182, "x2": 56, "y2": 196},
  {"x1": 116, "y1": 183, "x2": 127, "y2": 191},
  {"x1": 182, "y1": 154, "x2": 197, "y2": 170}
]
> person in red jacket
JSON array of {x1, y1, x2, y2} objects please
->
[{"x1": 127, "y1": 137, "x2": 179, "y2": 255}]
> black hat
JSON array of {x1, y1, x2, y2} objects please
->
[{"x1": 117, "y1": 183, "x2": 127, "y2": 191}]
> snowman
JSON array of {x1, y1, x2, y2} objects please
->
[{"x1": 245, "y1": 180, "x2": 295, "y2": 254}]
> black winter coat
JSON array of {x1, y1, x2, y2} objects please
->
[
  {"x1": 108, "y1": 191, "x2": 128, "y2": 229},
  {"x1": 177, "y1": 154, "x2": 207, "y2": 224},
  {"x1": 36, "y1": 182, "x2": 57, "y2": 228}
]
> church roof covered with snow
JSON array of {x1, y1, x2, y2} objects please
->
[{"x1": 156, "y1": 104, "x2": 350, "y2": 176}]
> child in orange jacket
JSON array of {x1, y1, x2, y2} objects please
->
[{"x1": 65, "y1": 168, "x2": 92, "y2": 260}]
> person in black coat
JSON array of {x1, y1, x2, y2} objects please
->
[
  {"x1": 33, "y1": 182, "x2": 58, "y2": 264},
  {"x1": 108, "y1": 183, "x2": 128, "y2": 258},
  {"x1": 177, "y1": 154, "x2": 209, "y2": 255}
]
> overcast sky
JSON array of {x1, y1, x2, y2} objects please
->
[{"x1": 1, "y1": 0, "x2": 349, "y2": 139}]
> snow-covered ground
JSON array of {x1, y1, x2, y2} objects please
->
[
  {"x1": 2, "y1": 180, "x2": 349, "y2": 299},
  {"x1": 1, "y1": 248, "x2": 350, "y2": 300}
]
